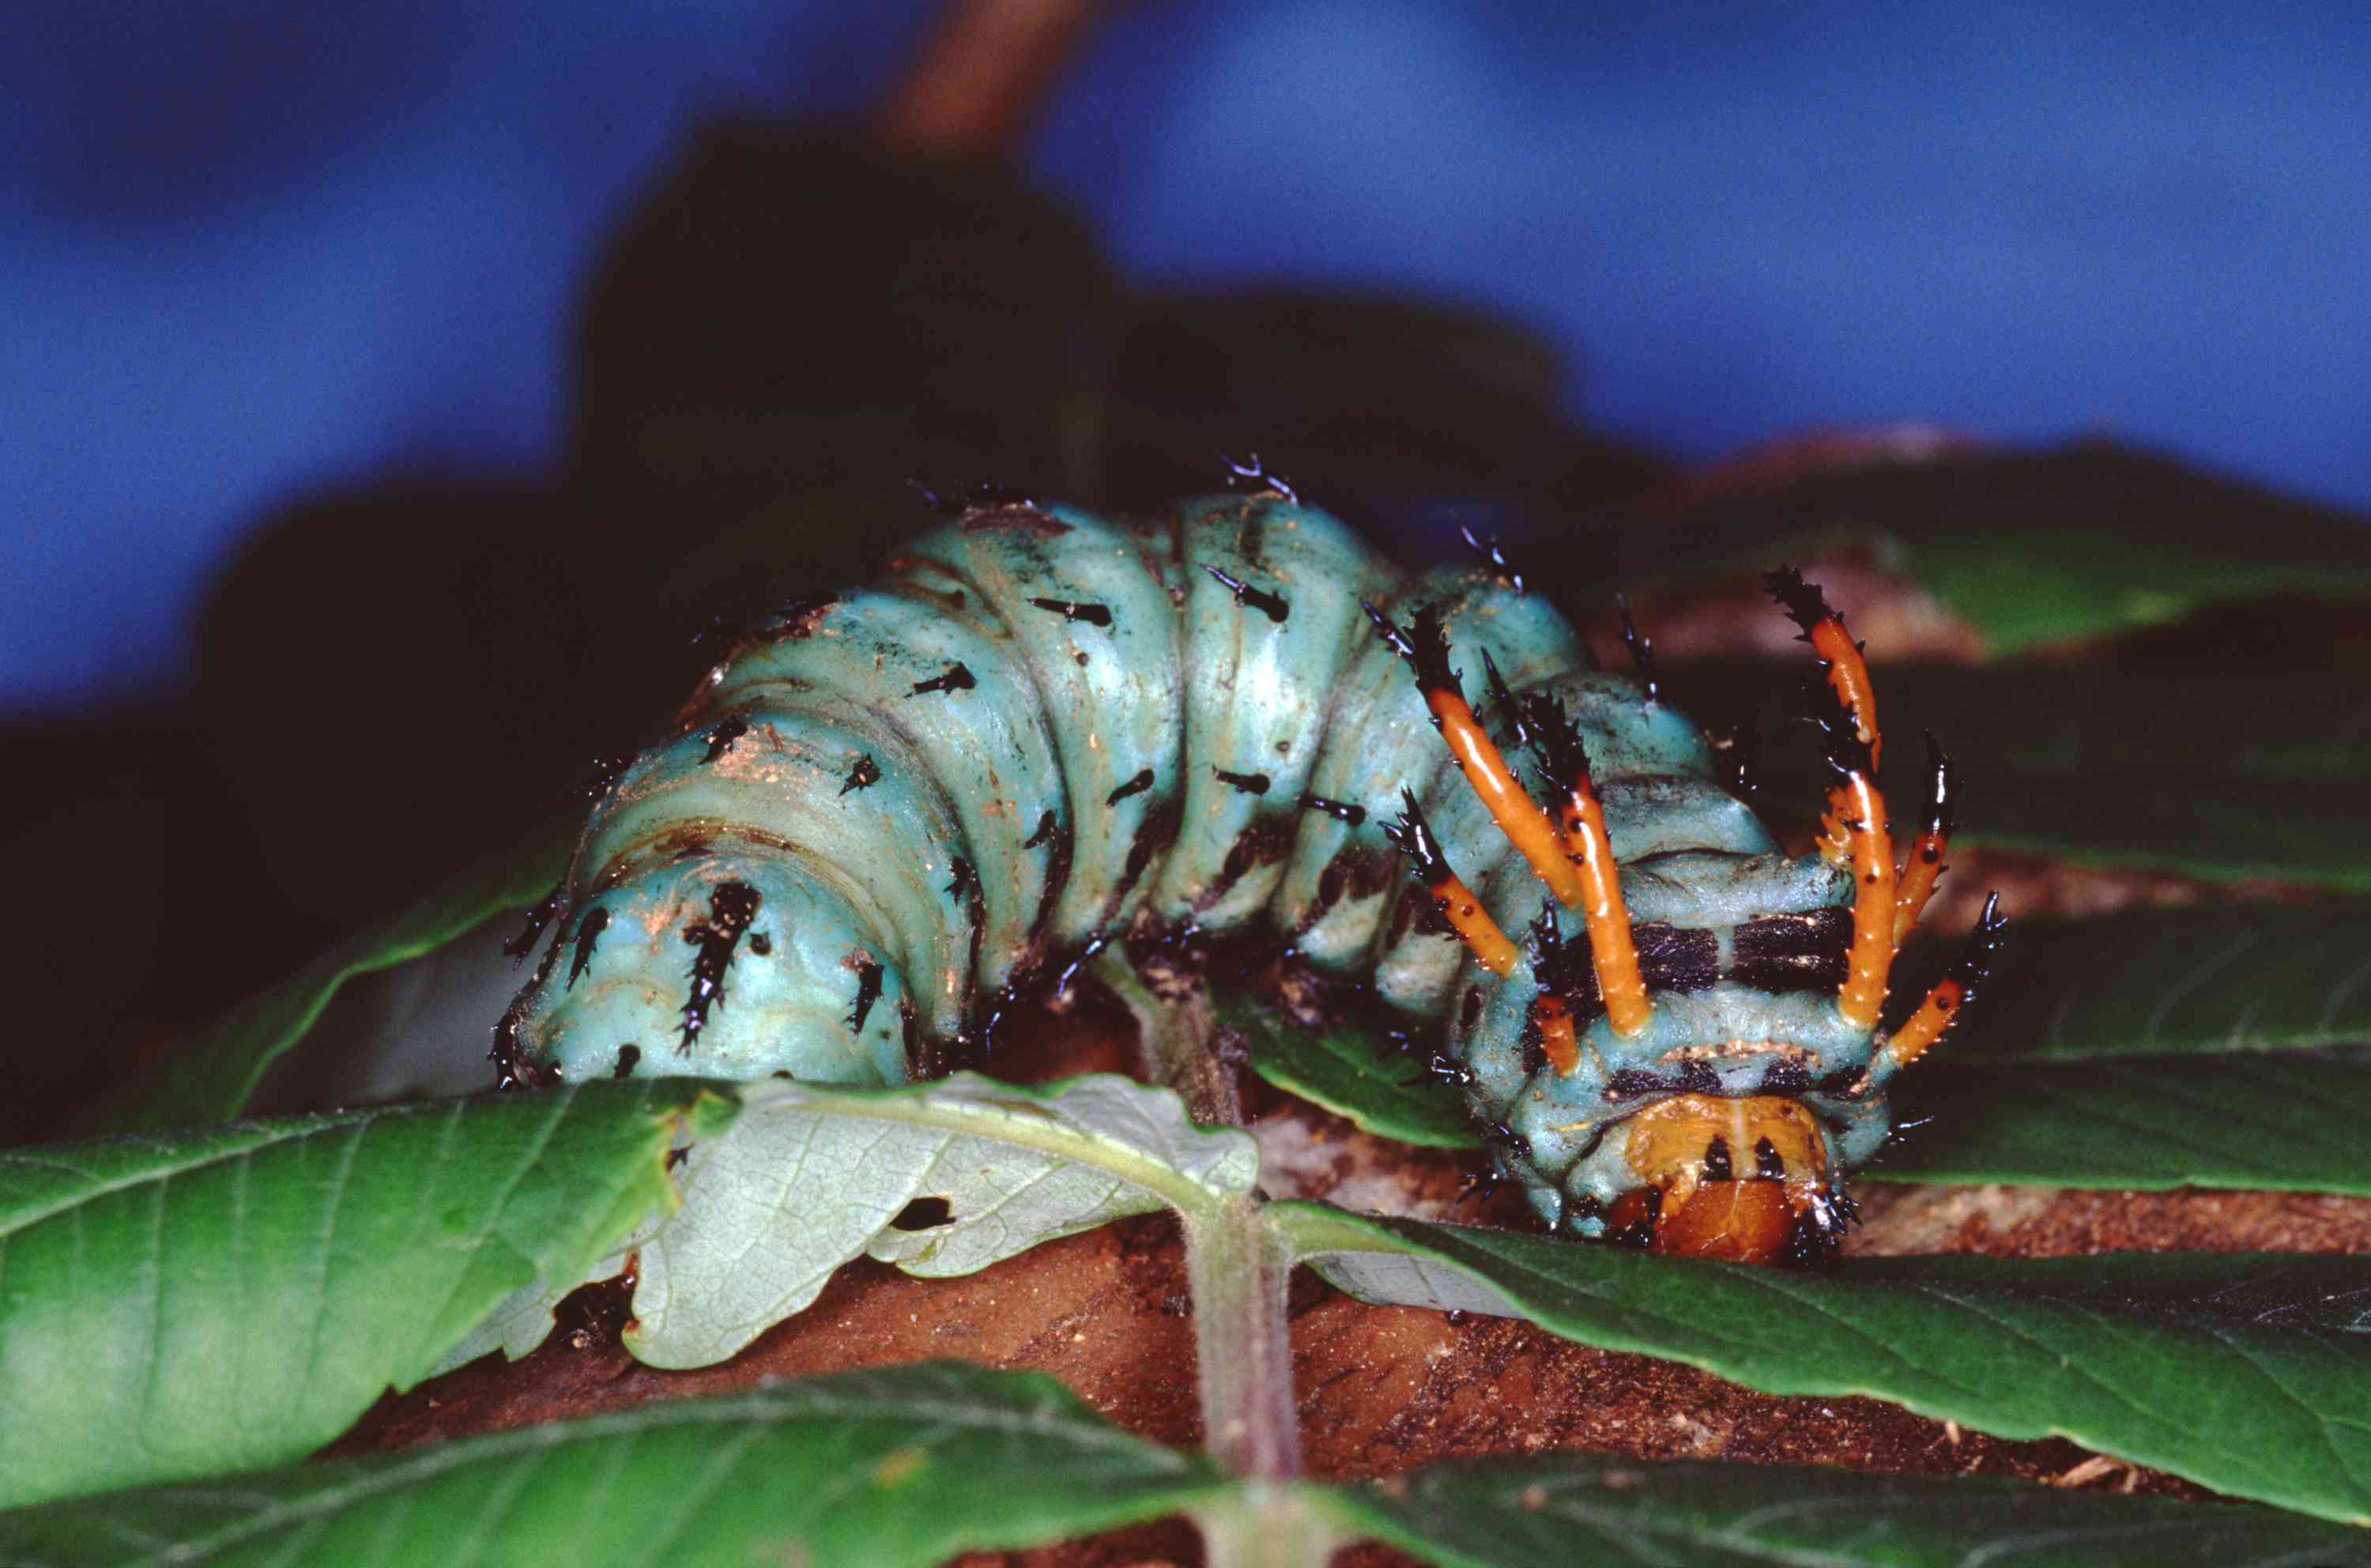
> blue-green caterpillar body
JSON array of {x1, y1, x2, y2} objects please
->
[{"x1": 495, "y1": 487, "x2": 1998, "y2": 1263}]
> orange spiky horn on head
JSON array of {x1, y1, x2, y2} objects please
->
[
  {"x1": 1364, "y1": 601, "x2": 1655, "y2": 1039},
  {"x1": 1766, "y1": 567, "x2": 1897, "y2": 1031}
]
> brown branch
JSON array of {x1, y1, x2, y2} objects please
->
[{"x1": 879, "y1": 0, "x2": 1121, "y2": 158}]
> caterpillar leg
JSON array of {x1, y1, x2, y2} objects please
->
[
  {"x1": 1382, "y1": 788, "x2": 1521, "y2": 977},
  {"x1": 1768, "y1": 568, "x2": 1898, "y2": 1030},
  {"x1": 1887, "y1": 891, "x2": 2008, "y2": 1067},
  {"x1": 1893, "y1": 733, "x2": 1957, "y2": 944}
]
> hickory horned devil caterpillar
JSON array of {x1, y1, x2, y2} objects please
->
[{"x1": 490, "y1": 481, "x2": 2005, "y2": 1267}]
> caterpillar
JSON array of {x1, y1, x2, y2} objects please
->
[{"x1": 492, "y1": 479, "x2": 2004, "y2": 1265}]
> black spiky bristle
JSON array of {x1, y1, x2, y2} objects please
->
[{"x1": 1761, "y1": 564, "x2": 1838, "y2": 639}]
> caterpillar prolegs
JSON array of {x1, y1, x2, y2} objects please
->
[{"x1": 494, "y1": 486, "x2": 2004, "y2": 1265}]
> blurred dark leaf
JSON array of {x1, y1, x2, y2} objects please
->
[
  {"x1": 0, "y1": 711, "x2": 301, "y2": 1143},
  {"x1": 198, "y1": 481, "x2": 672, "y2": 929},
  {"x1": 1868, "y1": 665, "x2": 2369, "y2": 775},
  {"x1": 75, "y1": 814, "x2": 576, "y2": 1137},
  {"x1": 570, "y1": 119, "x2": 1114, "y2": 527},
  {"x1": 188, "y1": 124, "x2": 1117, "y2": 967},
  {"x1": 1948, "y1": 773, "x2": 2368, "y2": 888},
  {"x1": 1103, "y1": 287, "x2": 1670, "y2": 522}
]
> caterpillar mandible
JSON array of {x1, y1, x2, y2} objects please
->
[{"x1": 492, "y1": 481, "x2": 2005, "y2": 1265}]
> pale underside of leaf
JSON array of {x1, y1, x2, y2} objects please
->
[{"x1": 448, "y1": 1072, "x2": 1261, "y2": 1372}]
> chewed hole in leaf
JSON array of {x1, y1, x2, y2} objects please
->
[{"x1": 891, "y1": 1197, "x2": 956, "y2": 1231}]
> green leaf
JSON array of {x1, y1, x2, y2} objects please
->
[
  {"x1": 0, "y1": 1080, "x2": 734, "y2": 1509},
  {"x1": 1280, "y1": 1204, "x2": 2371, "y2": 1526},
  {"x1": 1875, "y1": 1046, "x2": 2371, "y2": 1193},
  {"x1": 1866, "y1": 903, "x2": 2371, "y2": 1191},
  {"x1": 1958, "y1": 773, "x2": 2371, "y2": 890},
  {"x1": 1907, "y1": 902, "x2": 2371, "y2": 1062},
  {"x1": 71, "y1": 815, "x2": 578, "y2": 1138},
  {"x1": 1664, "y1": 660, "x2": 2370, "y2": 889},
  {"x1": 449, "y1": 1073, "x2": 1261, "y2": 1372},
  {"x1": 1216, "y1": 987, "x2": 1479, "y2": 1149},
  {"x1": 1874, "y1": 665, "x2": 2370, "y2": 778},
  {"x1": 1317, "y1": 1451, "x2": 2371, "y2": 1567},
  {"x1": 1607, "y1": 443, "x2": 2371, "y2": 652},
  {"x1": 1882, "y1": 449, "x2": 2371, "y2": 654},
  {"x1": 0, "y1": 1363, "x2": 1229, "y2": 1568}
]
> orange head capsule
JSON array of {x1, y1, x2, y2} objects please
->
[{"x1": 1611, "y1": 1095, "x2": 1844, "y2": 1266}]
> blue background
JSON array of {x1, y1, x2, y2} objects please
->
[{"x1": 9, "y1": 0, "x2": 2367, "y2": 712}]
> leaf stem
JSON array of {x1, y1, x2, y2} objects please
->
[
  {"x1": 1181, "y1": 1194, "x2": 1302, "y2": 1481},
  {"x1": 1189, "y1": 1483, "x2": 1344, "y2": 1568},
  {"x1": 1091, "y1": 946, "x2": 1242, "y2": 1126}
]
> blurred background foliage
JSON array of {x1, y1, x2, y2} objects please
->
[{"x1": 5, "y1": 1, "x2": 2369, "y2": 1140}]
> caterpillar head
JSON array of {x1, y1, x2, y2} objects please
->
[
  {"x1": 1606, "y1": 1092, "x2": 1844, "y2": 1265},
  {"x1": 1503, "y1": 981, "x2": 1893, "y2": 1265}
]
